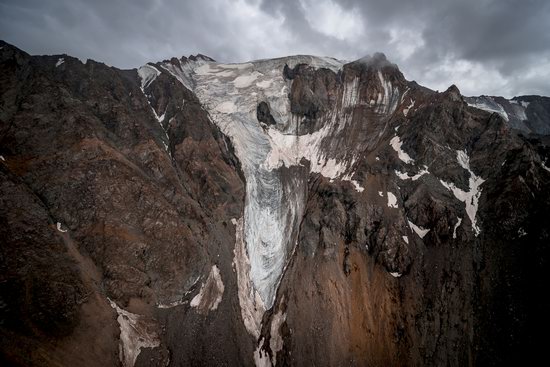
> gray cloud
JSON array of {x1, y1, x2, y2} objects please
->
[{"x1": 1, "y1": 0, "x2": 549, "y2": 97}]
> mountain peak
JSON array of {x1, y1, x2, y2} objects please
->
[
  {"x1": 444, "y1": 84, "x2": 462, "y2": 101},
  {"x1": 356, "y1": 52, "x2": 398, "y2": 70}
]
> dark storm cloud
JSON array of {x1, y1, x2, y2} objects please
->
[{"x1": 1, "y1": 0, "x2": 549, "y2": 97}]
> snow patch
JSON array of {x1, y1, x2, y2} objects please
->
[
  {"x1": 190, "y1": 265, "x2": 225, "y2": 313},
  {"x1": 378, "y1": 191, "x2": 383, "y2": 197},
  {"x1": 440, "y1": 150, "x2": 485, "y2": 236},
  {"x1": 408, "y1": 219, "x2": 430, "y2": 239},
  {"x1": 151, "y1": 105, "x2": 166, "y2": 123},
  {"x1": 254, "y1": 338, "x2": 272, "y2": 367},
  {"x1": 348, "y1": 179, "x2": 364, "y2": 192},
  {"x1": 269, "y1": 307, "x2": 287, "y2": 365},
  {"x1": 390, "y1": 272, "x2": 402, "y2": 278},
  {"x1": 342, "y1": 77, "x2": 360, "y2": 108},
  {"x1": 453, "y1": 217, "x2": 462, "y2": 239},
  {"x1": 387, "y1": 192, "x2": 398, "y2": 208},
  {"x1": 403, "y1": 99, "x2": 415, "y2": 116},
  {"x1": 56, "y1": 222, "x2": 68, "y2": 233},
  {"x1": 55, "y1": 58, "x2": 64, "y2": 67},
  {"x1": 390, "y1": 136, "x2": 414, "y2": 164},
  {"x1": 264, "y1": 123, "x2": 353, "y2": 179},
  {"x1": 156, "y1": 300, "x2": 185, "y2": 309},
  {"x1": 137, "y1": 64, "x2": 161, "y2": 90},
  {"x1": 395, "y1": 166, "x2": 428, "y2": 181},
  {"x1": 108, "y1": 299, "x2": 160, "y2": 367},
  {"x1": 402, "y1": 235, "x2": 409, "y2": 244},
  {"x1": 376, "y1": 71, "x2": 400, "y2": 115}
]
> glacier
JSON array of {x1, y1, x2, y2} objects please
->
[{"x1": 157, "y1": 54, "x2": 397, "y2": 309}]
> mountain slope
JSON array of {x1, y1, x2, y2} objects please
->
[{"x1": 1, "y1": 40, "x2": 549, "y2": 366}]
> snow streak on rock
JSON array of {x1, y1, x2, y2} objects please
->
[
  {"x1": 390, "y1": 135, "x2": 414, "y2": 164},
  {"x1": 55, "y1": 58, "x2": 64, "y2": 67},
  {"x1": 56, "y1": 222, "x2": 68, "y2": 233},
  {"x1": 232, "y1": 217, "x2": 265, "y2": 338},
  {"x1": 440, "y1": 150, "x2": 485, "y2": 236},
  {"x1": 395, "y1": 166, "x2": 429, "y2": 181},
  {"x1": 108, "y1": 299, "x2": 160, "y2": 367},
  {"x1": 342, "y1": 77, "x2": 360, "y2": 108},
  {"x1": 375, "y1": 71, "x2": 400, "y2": 115},
  {"x1": 137, "y1": 64, "x2": 170, "y2": 152},
  {"x1": 387, "y1": 192, "x2": 398, "y2": 208},
  {"x1": 190, "y1": 265, "x2": 224, "y2": 313},
  {"x1": 137, "y1": 64, "x2": 161, "y2": 90},
  {"x1": 269, "y1": 307, "x2": 287, "y2": 365},
  {"x1": 453, "y1": 217, "x2": 463, "y2": 239},
  {"x1": 408, "y1": 219, "x2": 430, "y2": 238},
  {"x1": 403, "y1": 99, "x2": 415, "y2": 116}
]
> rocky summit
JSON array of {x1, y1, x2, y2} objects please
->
[{"x1": 1, "y1": 40, "x2": 549, "y2": 366}]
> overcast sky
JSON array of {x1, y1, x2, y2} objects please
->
[{"x1": 1, "y1": 0, "x2": 549, "y2": 97}]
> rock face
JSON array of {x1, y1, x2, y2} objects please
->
[{"x1": 1, "y1": 40, "x2": 549, "y2": 366}]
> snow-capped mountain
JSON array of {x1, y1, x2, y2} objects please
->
[{"x1": 1, "y1": 40, "x2": 549, "y2": 366}]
